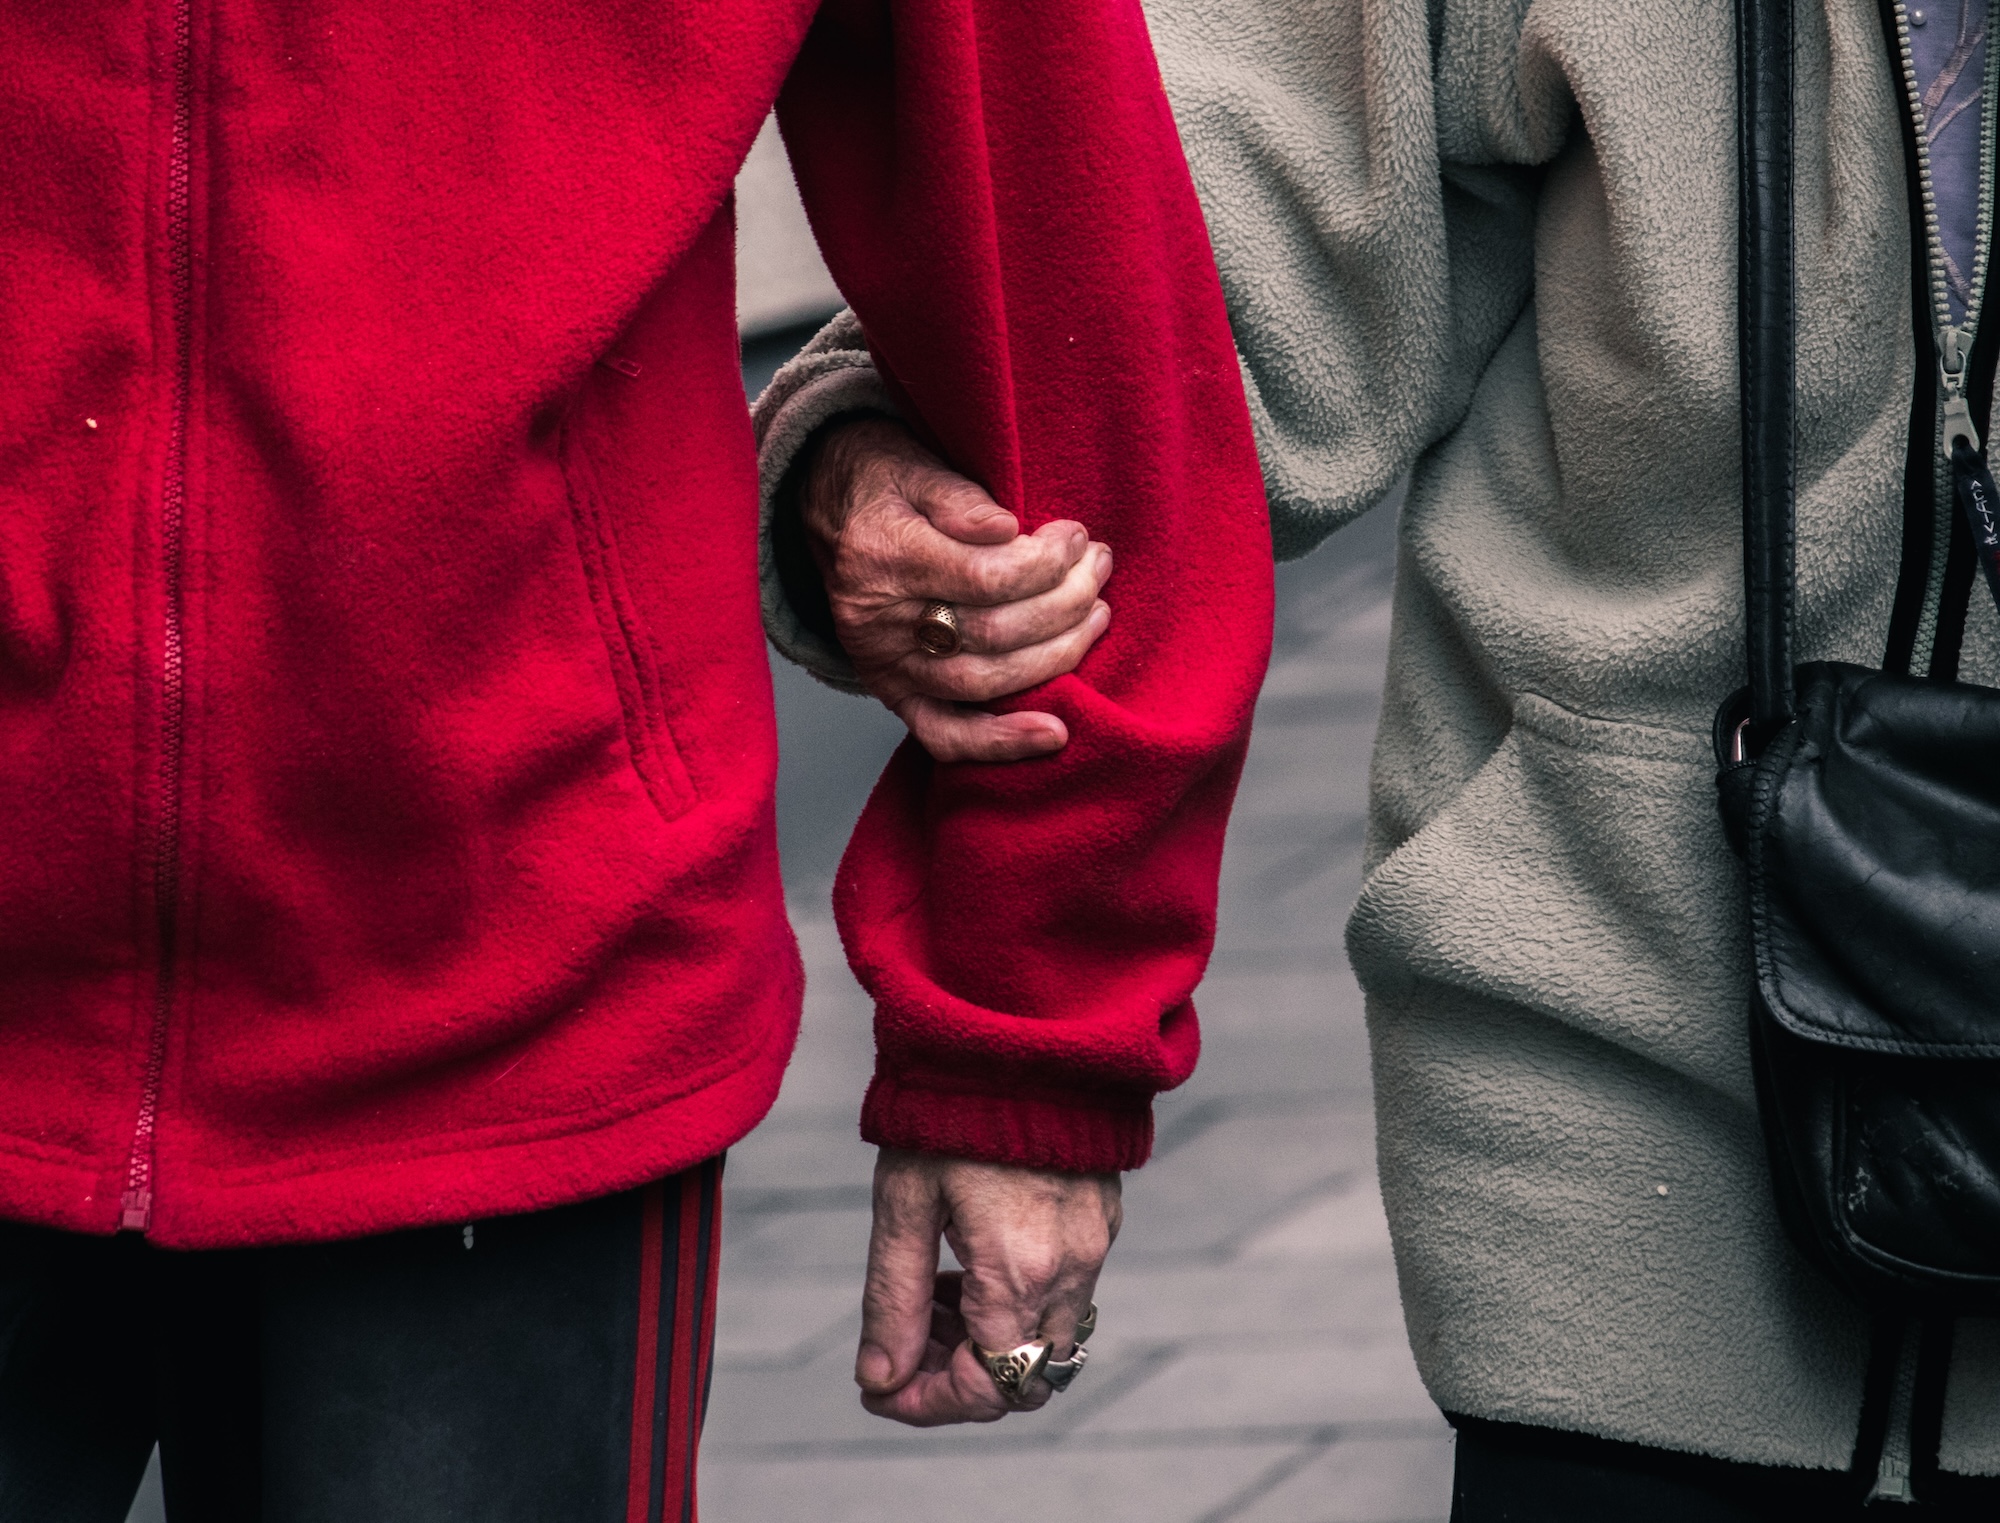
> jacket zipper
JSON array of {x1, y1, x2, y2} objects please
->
[
  {"x1": 1888, "y1": 0, "x2": 2000, "y2": 656},
  {"x1": 121, "y1": 0, "x2": 198, "y2": 1235},
  {"x1": 1861, "y1": 25, "x2": 1998, "y2": 1486}
]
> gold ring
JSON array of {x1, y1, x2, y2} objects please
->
[
  {"x1": 970, "y1": 1336, "x2": 1051, "y2": 1405},
  {"x1": 914, "y1": 600, "x2": 963, "y2": 657},
  {"x1": 970, "y1": 1304, "x2": 1098, "y2": 1402}
]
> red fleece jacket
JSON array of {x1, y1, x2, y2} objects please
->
[{"x1": 0, "y1": 0, "x2": 1271, "y2": 1248}]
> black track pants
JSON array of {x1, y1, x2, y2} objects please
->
[
  {"x1": 0, "y1": 1160, "x2": 722, "y2": 1523},
  {"x1": 1450, "y1": 1414, "x2": 2000, "y2": 1521}
]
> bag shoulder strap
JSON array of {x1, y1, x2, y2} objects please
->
[{"x1": 1738, "y1": 0, "x2": 1797, "y2": 739}]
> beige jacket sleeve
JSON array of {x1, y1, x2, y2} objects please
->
[{"x1": 750, "y1": 309, "x2": 892, "y2": 689}]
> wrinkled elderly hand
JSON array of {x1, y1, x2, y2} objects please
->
[
  {"x1": 856, "y1": 1149, "x2": 1121, "y2": 1425},
  {"x1": 801, "y1": 416, "x2": 1112, "y2": 762}
]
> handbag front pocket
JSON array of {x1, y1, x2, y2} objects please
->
[{"x1": 1726, "y1": 661, "x2": 2000, "y2": 1309}]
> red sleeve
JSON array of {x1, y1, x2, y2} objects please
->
[{"x1": 775, "y1": 0, "x2": 1273, "y2": 1172}]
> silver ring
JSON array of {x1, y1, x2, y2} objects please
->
[
  {"x1": 1041, "y1": 1343, "x2": 1088, "y2": 1392},
  {"x1": 1042, "y1": 1302, "x2": 1097, "y2": 1392},
  {"x1": 1074, "y1": 1303, "x2": 1098, "y2": 1345}
]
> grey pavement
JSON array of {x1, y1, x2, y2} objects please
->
[{"x1": 703, "y1": 490, "x2": 1453, "y2": 1523}]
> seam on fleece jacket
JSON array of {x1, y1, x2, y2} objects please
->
[
  {"x1": 1509, "y1": 691, "x2": 1709, "y2": 759},
  {"x1": 750, "y1": 309, "x2": 898, "y2": 692}
]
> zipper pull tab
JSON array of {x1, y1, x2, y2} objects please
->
[
  {"x1": 1942, "y1": 326, "x2": 1982, "y2": 454},
  {"x1": 1944, "y1": 383, "x2": 1981, "y2": 455},
  {"x1": 119, "y1": 1187, "x2": 152, "y2": 1232},
  {"x1": 1952, "y1": 433, "x2": 2000, "y2": 618}
]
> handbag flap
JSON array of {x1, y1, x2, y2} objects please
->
[{"x1": 1750, "y1": 661, "x2": 2000, "y2": 1055}]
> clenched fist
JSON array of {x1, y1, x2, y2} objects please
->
[{"x1": 856, "y1": 1150, "x2": 1121, "y2": 1425}]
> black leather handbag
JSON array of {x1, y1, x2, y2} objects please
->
[{"x1": 1714, "y1": 0, "x2": 2000, "y2": 1314}]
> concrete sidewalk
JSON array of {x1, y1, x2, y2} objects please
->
[{"x1": 703, "y1": 496, "x2": 1452, "y2": 1523}]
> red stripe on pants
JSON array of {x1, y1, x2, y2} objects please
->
[
  {"x1": 626, "y1": 1160, "x2": 723, "y2": 1523},
  {"x1": 625, "y1": 1183, "x2": 667, "y2": 1523}
]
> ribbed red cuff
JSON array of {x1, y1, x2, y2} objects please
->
[{"x1": 860, "y1": 1071, "x2": 1155, "y2": 1172}]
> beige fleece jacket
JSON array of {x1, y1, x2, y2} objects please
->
[{"x1": 752, "y1": 0, "x2": 2000, "y2": 1476}]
